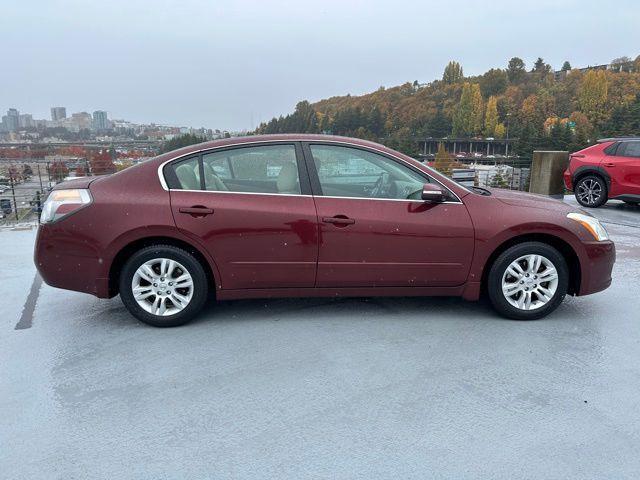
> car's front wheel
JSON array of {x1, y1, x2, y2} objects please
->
[
  {"x1": 574, "y1": 175, "x2": 607, "y2": 208},
  {"x1": 119, "y1": 245, "x2": 208, "y2": 327},
  {"x1": 487, "y1": 242, "x2": 569, "y2": 320}
]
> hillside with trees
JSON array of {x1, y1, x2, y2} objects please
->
[{"x1": 256, "y1": 56, "x2": 640, "y2": 156}]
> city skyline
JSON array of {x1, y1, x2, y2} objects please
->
[{"x1": 0, "y1": 104, "x2": 224, "y2": 134}]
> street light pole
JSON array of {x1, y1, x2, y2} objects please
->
[{"x1": 505, "y1": 113, "x2": 511, "y2": 158}]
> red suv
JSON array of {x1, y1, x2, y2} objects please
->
[
  {"x1": 564, "y1": 137, "x2": 640, "y2": 208},
  {"x1": 35, "y1": 135, "x2": 615, "y2": 327}
]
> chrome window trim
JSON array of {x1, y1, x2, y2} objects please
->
[
  {"x1": 157, "y1": 138, "x2": 463, "y2": 203},
  {"x1": 169, "y1": 188, "x2": 312, "y2": 198},
  {"x1": 168, "y1": 188, "x2": 463, "y2": 204}
]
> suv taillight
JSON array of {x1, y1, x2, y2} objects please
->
[{"x1": 40, "y1": 189, "x2": 92, "y2": 224}]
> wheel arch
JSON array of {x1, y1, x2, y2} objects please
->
[
  {"x1": 480, "y1": 233, "x2": 581, "y2": 296},
  {"x1": 108, "y1": 236, "x2": 218, "y2": 297},
  {"x1": 572, "y1": 166, "x2": 610, "y2": 192}
]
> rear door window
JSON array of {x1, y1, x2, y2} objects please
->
[
  {"x1": 202, "y1": 144, "x2": 301, "y2": 194},
  {"x1": 618, "y1": 141, "x2": 640, "y2": 158}
]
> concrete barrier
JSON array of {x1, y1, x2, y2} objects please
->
[{"x1": 529, "y1": 151, "x2": 569, "y2": 198}]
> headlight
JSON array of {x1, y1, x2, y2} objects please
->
[
  {"x1": 567, "y1": 212, "x2": 609, "y2": 241},
  {"x1": 40, "y1": 189, "x2": 92, "y2": 224}
]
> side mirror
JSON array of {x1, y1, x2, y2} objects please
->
[{"x1": 421, "y1": 183, "x2": 446, "y2": 203}]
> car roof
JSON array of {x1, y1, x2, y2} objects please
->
[
  {"x1": 154, "y1": 134, "x2": 393, "y2": 162},
  {"x1": 597, "y1": 137, "x2": 640, "y2": 143}
]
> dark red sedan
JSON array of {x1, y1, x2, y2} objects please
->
[{"x1": 35, "y1": 135, "x2": 615, "y2": 327}]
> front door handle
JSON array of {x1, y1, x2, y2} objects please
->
[
  {"x1": 322, "y1": 215, "x2": 355, "y2": 226},
  {"x1": 604, "y1": 163, "x2": 616, "y2": 167},
  {"x1": 179, "y1": 206, "x2": 214, "y2": 217}
]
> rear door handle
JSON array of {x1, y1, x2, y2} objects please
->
[
  {"x1": 322, "y1": 215, "x2": 355, "y2": 225},
  {"x1": 179, "y1": 206, "x2": 214, "y2": 216},
  {"x1": 604, "y1": 163, "x2": 616, "y2": 167}
]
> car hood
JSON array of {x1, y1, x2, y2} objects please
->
[{"x1": 487, "y1": 188, "x2": 574, "y2": 213}]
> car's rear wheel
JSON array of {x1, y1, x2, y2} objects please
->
[
  {"x1": 487, "y1": 242, "x2": 569, "y2": 320},
  {"x1": 574, "y1": 175, "x2": 607, "y2": 208},
  {"x1": 119, "y1": 245, "x2": 208, "y2": 327}
]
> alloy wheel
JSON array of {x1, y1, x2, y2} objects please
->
[
  {"x1": 576, "y1": 178, "x2": 602, "y2": 206},
  {"x1": 131, "y1": 258, "x2": 194, "y2": 316},
  {"x1": 501, "y1": 254, "x2": 559, "y2": 311}
]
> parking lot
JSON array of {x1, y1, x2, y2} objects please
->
[{"x1": 1, "y1": 198, "x2": 639, "y2": 479}]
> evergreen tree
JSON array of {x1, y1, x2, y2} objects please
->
[
  {"x1": 161, "y1": 134, "x2": 206, "y2": 153},
  {"x1": 507, "y1": 57, "x2": 526, "y2": 83},
  {"x1": 561, "y1": 61, "x2": 572, "y2": 71}
]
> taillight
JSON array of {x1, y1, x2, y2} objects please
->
[{"x1": 40, "y1": 189, "x2": 92, "y2": 224}]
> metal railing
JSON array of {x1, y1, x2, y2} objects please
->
[
  {"x1": 417, "y1": 155, "x2": 532, "y2": 191},
  {"x1": 0, "y1": 159, "x2": 92, "y2": 227}
]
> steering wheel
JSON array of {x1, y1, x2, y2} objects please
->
[{"x1": 370, "y1": 172, "x2": 395, "y2": 198}]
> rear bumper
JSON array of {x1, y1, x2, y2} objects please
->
[
  {"x1": 34, "y1": 225, "x2": 111, "y2": 298},
  {"x1": 577, "y1": 240, "x2": 615, "y2": 296}
]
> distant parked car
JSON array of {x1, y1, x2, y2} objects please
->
[
  {"x1": 564, "y1": 137, "x2": 640, "y2": 207},
  {"x1": 0, "y1": 199, "x2": 12, "y2": 215},
  {"x1": 35, "y1": 135, "x2": 614, "y2": 327}
]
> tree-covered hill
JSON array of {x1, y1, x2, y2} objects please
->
[{"x1": 256, "y1": 56, "x2": 640, "y2": 156}]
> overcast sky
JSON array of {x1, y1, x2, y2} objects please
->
[{"x1": 2, "y1": 0, "x2": 639, "y2": 131}]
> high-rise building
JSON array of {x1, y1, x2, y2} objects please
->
[
  {"x1": 51, "y1": 106, "x2": 67, "y2": 121},
  {"x1": 70, "y1": 112, "x2": 93, "y2": 130},
  {"x1": 2, "y1": 108, "x2": 20, "y2": 132},
  {"x1": 19, "y1": 114, "x2": 34, "y2": 128},
  {"x1": 92, "y1": 110, "x2": 109, "y2": 131}
]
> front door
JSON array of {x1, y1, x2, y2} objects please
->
[
  {"x1": 305, "y1": 143, "x2": 475, "y2": 288},
  {"x1": 604, "y1": 140, "x2": 640, "y2": 197},
  {"x1": 167, "y1": 143, "x2": 318, "y2": 290}
]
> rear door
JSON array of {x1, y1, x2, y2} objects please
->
[
  {"x1": 304, "y1": 143, "x2": 475, "y2": 288},
  {"x1": 166, "y1": 142, "x2": 319, "y2": 290},
  {"x1": 603, "y1": 141, "x2": 640, "y2": 197}
]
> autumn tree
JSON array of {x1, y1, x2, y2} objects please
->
[
  {"x1": 484, "y1": 96, "x2": 499, "y2": 137},
  {"x1": 433, "y1": 142, "x2": 454, "y2": 175},
  {"x1": 471, "y1": 84, "x2": 484, "y2": 135},
  {"x1": 442, "y1": 61, "x2": 464, "y2": 84},
  {"x1": 49, "y1": 161, "x2": 69, "y2": 182},
  {"x1": 90, "y1": 149, "x2": 117, "y2": 175},
  {"x1": 579, "y1": 70, "x2": 608, "y2": 125}
]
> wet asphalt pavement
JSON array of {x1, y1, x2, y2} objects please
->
[{"x1": 1, "y1": 197, "x2": 639, "y2": 479}]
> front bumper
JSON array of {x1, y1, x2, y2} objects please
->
[
  {"x1": 577, "y1": 240, "x2": 615, "y2": 296},
  {"x1": 34, "y1": 224, "x2": 110, "y2": 298}
]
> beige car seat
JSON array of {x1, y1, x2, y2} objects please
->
[{"x1": 277, "y1": 163, "x2": 299, "y2": 194}]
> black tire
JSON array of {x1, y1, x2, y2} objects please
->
[
  {"x1": 119, "y1": 245, "x2": 209, "y2": 327},
  {"x1": 574, "y1": 175, "x2": 607, "y2": 208},
  {"x1": 487, "y1": 242, "x2": 569, "y2": 320}
]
